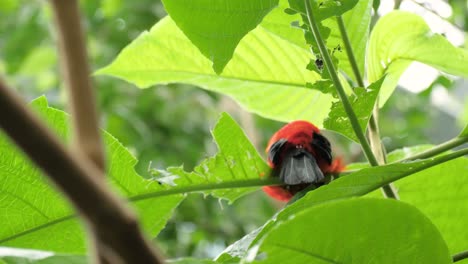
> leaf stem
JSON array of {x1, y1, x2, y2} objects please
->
[
  {"x1": 129, "y1": 177, "x2": 282, "y2": 202},
  {"x1": 396, "y1": 136, "x2": 468, "y2": 163},
  {"x1": 453, "y1": 250, "x2": 468, "y2": 263},
  {"x1": 134, "y1": 147, "x2": 467, "y2": 202},
  {"x1": 336, "y1": 16, "x2": 364, "y2": 87},
  {"x1": 303, "y1": 1, "x2": 379, "y2": 166},
  {"x1": 336, "y1": 15, "x2": 398, "y2": 199}
]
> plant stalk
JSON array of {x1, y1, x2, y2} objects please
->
[
  {"x1": 303, "y1": 0, "x2": 379, "y2": 168},
  {"x1": 396, "y1": 136, "x2": 468, "y2": 163},
  {"x1": 453, "y1": 250, "x2": 468, "y2": 263},
  {"x1": 336, "y1": 15, "x2": 398, "y2": 199}
]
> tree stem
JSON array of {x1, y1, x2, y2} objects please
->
[
  {"x1": 50, "y1": 0, "x2": 105, "y2": 171},
  {"x1": 303, "y1": 0, "x2": 379, "y2": 167}
]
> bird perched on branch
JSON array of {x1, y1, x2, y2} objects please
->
[{"x1": 263, "y1": 121, "x2": 344, "y2": 201}]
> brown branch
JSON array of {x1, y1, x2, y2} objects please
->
[
  {"x1": 50, "y1": 0, "x2": 105, "y2": 170},
  {"x1": 49, "y1": 1, "x2": 107, "y2": 262},
  {"x1": 0, "y1": 79, "x2": 164, "y2": 263}
]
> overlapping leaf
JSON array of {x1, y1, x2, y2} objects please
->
[
  {"x1": 0, "y1": 97, "x2": 268, "y2": 253},
  {"x1": 161, "y1": 0, "x2": 279, "y2": 74},
  {"x1": 219, "y1": 149, "x2": 467, "y2": 261},
  {"x1": 367, "y1": 11, "x2": 468, "y2": 106},
  {"x1": 97, "y1": 17, "x2": 334, "y2": 126},
  {"x1": 324, "y1": 77, "x2": 384, "y2": 141},
  {"x1": 256, "y1": 199, "x2": 451, "y2": 264},
  {"x1": 366, "y1": 146, "x2": 468, "y2": 257}
]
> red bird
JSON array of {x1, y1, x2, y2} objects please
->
[{"x1": 263, "y1": 121, "x2": 344, "y2": 201}]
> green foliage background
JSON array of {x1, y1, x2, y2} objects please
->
[{"x1": 0, "y1": 0, "x2": 467, "y2": 262}]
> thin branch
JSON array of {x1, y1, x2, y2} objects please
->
[
  {"x1": 396, "y1": 136, "x2": 468, "y2": 163},
  {"x1": 129, "y1": 177, "x2": 281, "y2": 202},
  {"x1": 336, "y1": 15, "x2": 398, "y2": 199},
  {"x1": 336, "y1": 16, "x2": 364, "y2": 88},
  {"x1": 303, "y1": 0, "x2": 379, "y2": 167},
  {"x1": 453, "y1": 250, "x2": 468, "y2": 263},
  {"x1": 50, "y1": 0, "x2": 105, "y2": 170},
  {"x1": 0, "y1": 79, "x2": 164, "y2": 263}
]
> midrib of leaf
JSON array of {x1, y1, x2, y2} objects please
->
[
  {"x1": 0, "y1": 215, "x2": 75, "y2": 244},
  {"x1": 269, "y1": 243, "x2": 340, "y2": 264},
  {"x1": 0, "y1": 177, "x2": 278, "y2": 244},
  {"x1": 107, "y1": 69, "x2": 306, "y2": 88}
]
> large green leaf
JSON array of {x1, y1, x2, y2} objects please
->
[
  {"x1": 257, "y1": 199, "x2": 451, "y2": 264},
  {"x1": 98, "y1": 17, "x2": 335, "y2": 126},
  {"x1": 0, "y1": 97, "x2": 183, "y2": 252},
  {"x1": 367, "y1": 147, "x2": 468, "y2": 257},
  {"x1": 218, "y1": 149, "x2": 467, "y2": 261},
  {"x1": 324, "y1": 76, "x2": 384, "y2": 141},
  {"x1": 0, "y1": 97, "x2": 268, "y2": 252},
  {"x1": 367, "y1": 11, "x2": 468, "y2": 106},
  {"x1": 161, "y1": 0, "x2": 278, "y2": 74},
  {"x1": 261, "y1": 0, "x2": 372, "y2": 84},
  {"x1": 278, "y1": 150, "x2": 467, "y2": 218}
]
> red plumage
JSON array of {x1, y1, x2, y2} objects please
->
[{"x1": 263, "y1": 121, "x2": 345, "y2": 201}]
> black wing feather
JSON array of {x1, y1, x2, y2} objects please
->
[
  {"x1": 279, "y1": 148, "x2": 324, "y2": 185},
  {"x1": 268, "y1": 138, "x2": 287, "y2": 166},
  {"x1": 311, "y1": 132, "x2": 332, "y2": 165}
]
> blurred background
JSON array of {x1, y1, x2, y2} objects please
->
[{"x1": 0, "y1": 0, "x2": 466, "y2": 259}]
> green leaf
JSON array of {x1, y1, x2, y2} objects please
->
[
  {"x1": 262, "y1": 0, "x2": 371, "y2": 84},
  {"x1": 260, "y1": 0, "x2": 307, "y2": 49},
  {"x1": 324, "y1": 0, "x2": 372, "y2": 84},
  {"x1": 287, "y1": 0, "x2": 359, "y2": 21},
  {"x1": 279, "y1": 150, "x2": 467, "y2": 218},
  {"x1": 151, "y1": 112, "x2": 271, "y2": 203},
  {"x1": 460, "y1": 123, "x2": 468, "y2": 137},
  {"x1": 0, "y1": 248, "x2": 86, "y2": 264},
  {"x1": 220, "y1": 150, "x2": 467, "y2": 261},
  {"x1": 324, "y1": 76, "x2": 384, "y2": 141},
  {"x1": 257, "y1": 199, "x2": 451, "y2": 264},
  {"x1": 0, "y1": 96, "x2": 183, "y2": 252},
  {"x1": 0, "y1": 97, "x2": 268, "y2": 252},
  {"x1": 369, "y1": 146, "x2": 468, "y2": 257},
  {"x1": 161, "y1": 0, "x2": 279, "y2": 74},
  {"x1": 286, "y1": 0, "x2": 359, "y2": 80},
  {"x1": 98, "y1": 17, "x2": 335, "y2": 126},
  {"x1": 367, "y1": 11, "x2": 468, "y2": 106}
]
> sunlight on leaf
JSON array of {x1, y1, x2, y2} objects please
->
[
  {"x1": 98, "y1": 16, "x2": 334, "y2": 126},
  {"x1": 367, "y1": 11, "x2": 468, "y2": 106},
  {"x1": 161, "y1": 0, "x2": 279, "y2": 74}
]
